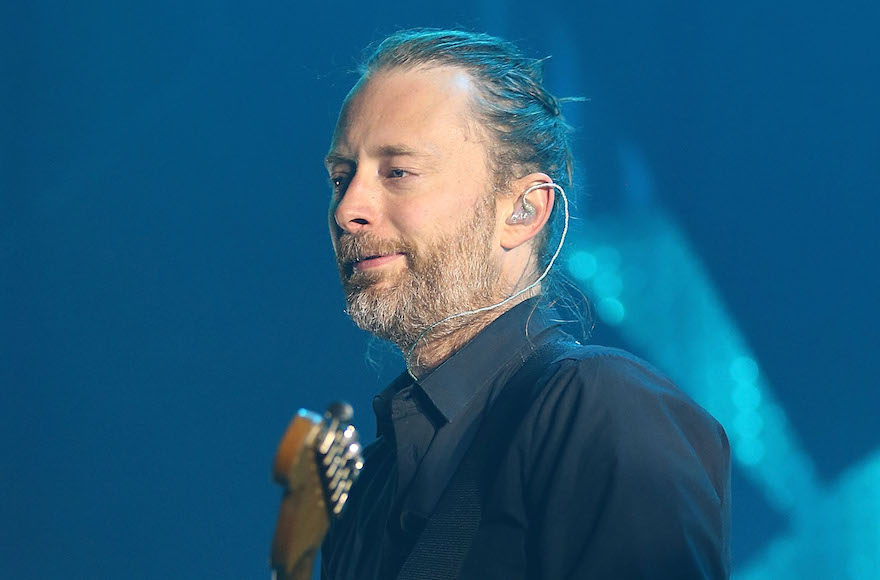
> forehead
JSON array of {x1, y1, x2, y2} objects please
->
[{"x1": 329, "y1": 66, "x2": 482, "y2": 160}]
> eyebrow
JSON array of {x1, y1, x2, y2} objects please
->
[
  {"x1": 324, "y1": 143, "x2": 437, "y2": 169},
  {"x1": 324, "y1": 151, "x2": 354, "y2": 170}
]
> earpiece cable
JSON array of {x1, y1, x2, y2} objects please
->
[{"x1": 405, "y1": 182, "x2": 570, "y2": 379}]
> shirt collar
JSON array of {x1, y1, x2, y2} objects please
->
[
  {"x1": 372, "y1": 371, "x2": 413, "y2": 438},
  {"x1": 372, "y1": 299, "x2": 563, "y2": 435},
  {"x1": 412, "y1": 298, "x2": 561, "y2": 423}
]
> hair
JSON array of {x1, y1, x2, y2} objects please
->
[{"x1": 357, "y1": 28, "x2": 579, "y2": 272}]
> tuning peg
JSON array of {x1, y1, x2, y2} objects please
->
[{"x1": 325, "y1": 401, "x2": 353, "y2": 423}]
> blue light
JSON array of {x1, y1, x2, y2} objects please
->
[
  {"x1": 592, "y1": 271, "x2": 623, "y2": 298},
  {"x1": 567, "y1": 250, "x2": 598, "y2": 280},
  {"x1": 732, "y1": 383, "x2": 762, "y2": 411},
  {"x1": 735, "y1": 438, "x2": 766, "y2": 466},
  {"x1": 597, "y1": 297, "x2": 625, "y2": 325},
  {"x1": 734, "y1": 410, "x2": 765, "y2": 439},
  {"x1": 730, "y1": 356, "x2": 759, "y2": 383},
  {"x1": 847, "y1": 554, "x2": 876, "y2": 579},
  {"x1": 593, "y1": 246, "x2": 621, "y2": 271}
]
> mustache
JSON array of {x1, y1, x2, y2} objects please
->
[{"x1": 335, "y1": 233, "x2": 414, "y2": 268}]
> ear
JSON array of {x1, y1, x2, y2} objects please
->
[{"x1": 499, "y1": 173, "x2": 556, "y2": 251}]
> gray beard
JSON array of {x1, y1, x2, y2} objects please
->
[{"x1": 340, "y1": 196, "x2": 501, "y2": 350}]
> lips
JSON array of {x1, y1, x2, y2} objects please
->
[
  {"x1": 335, "y1": 234, "x2": 410, "y2": 277},
  {"x1": 352, "y1": 252, "x2": 405, "y2": 271}
]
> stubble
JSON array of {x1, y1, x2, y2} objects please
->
[{"x1": 336, "y1": 194, "x2": 501, "y2": 352}]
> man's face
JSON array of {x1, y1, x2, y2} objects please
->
[{"x1": 326, "y1": 66, "x2": 505, "y2": 347}]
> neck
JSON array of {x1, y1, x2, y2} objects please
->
[{"x1": 403, "y1": 286, "x2": 541, "y2": 378}]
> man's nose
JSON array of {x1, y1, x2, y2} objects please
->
[{"x1": 332, "y1": 173, "x2": 377, "y2": 235}]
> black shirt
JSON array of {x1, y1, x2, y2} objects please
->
[{"x1": 321, "y1": 300, "x2": 731, "y2": 579}]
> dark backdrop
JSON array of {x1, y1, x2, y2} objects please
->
[{"x1": 2, "y1": 1, "x2": 878, "y2": 578}]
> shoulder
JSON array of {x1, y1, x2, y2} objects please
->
[
  {"x1": 534, "y1": 344, "x2": 723, "y2": 437},
  {"x1": 521, "y1": 343, "x2": 729, "y2": 492},
  {"x1": 504, "y1": 343, "x2": 731, "y2": 578},
  {"x1": 543, "y1": 343, "x2": 684, "y2": 404}
]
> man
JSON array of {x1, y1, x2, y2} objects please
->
[{"x1": 321, "y1": 29, "x2": 730, "y2": 579}]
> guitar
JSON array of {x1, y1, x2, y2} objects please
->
[{"x1": 270, "y1": 402, "x2": 364, "y2": 580}]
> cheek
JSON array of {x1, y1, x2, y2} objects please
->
[
  {"x1": 404, "y1": 184, "x2": 484, "y2": 229},
  {"x1": 388, "y1": 200, "x2": 447, "y2": 241},
  {"x1": 327, "y1": 213, "x2": 342, "y2": 249}
]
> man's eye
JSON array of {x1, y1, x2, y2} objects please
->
[
  {"x1": 388, "y1": 168, "x2": 409, "y2": 178},
  {"x1": 330, "y1": 175, "x2": 349, "y2": 190}
]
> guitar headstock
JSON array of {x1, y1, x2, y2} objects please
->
[{"x1": 270, "y1": 402, "x2": 363, "y2": 580}]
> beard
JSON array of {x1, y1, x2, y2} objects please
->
[{"x1": 334, "y1": 195, "x2": 503, "y2": 350}]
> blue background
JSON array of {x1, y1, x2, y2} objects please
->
[{"x1": 2, "y1": 1, "x2": 878, "y2": 578}]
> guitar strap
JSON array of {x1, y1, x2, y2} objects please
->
[{"x1": 396, "y1": 339, "x2": 574, "y2": 580}]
